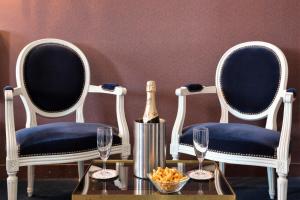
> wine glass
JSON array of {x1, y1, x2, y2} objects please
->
[
  {"x1": 188, "y1": 127, "x2": 212, "y2": 180},
  {"x1": 193, "y1": 127, "x2": 209, "y2": 173},
  {"x1": 96, "y1": 127, "x2": 113, "y2": 178}
]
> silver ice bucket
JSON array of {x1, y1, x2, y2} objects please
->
[{"x1": 133, "y1": 119, "x2": 166, "y2": 178}]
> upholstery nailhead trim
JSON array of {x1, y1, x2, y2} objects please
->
[
  {"x1": 219, "y1": 45, "x2": 282, "y2": 115},
  {"x1": 18, "y1": 144, "x2": 121, "y2": 158},
  {"x1": 180, "y1": 143, "x2": 277, "y2": 159}
]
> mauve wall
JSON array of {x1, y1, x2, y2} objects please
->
[{"x1": 0, "y1": 0, "x2": 300, "y2": 179}]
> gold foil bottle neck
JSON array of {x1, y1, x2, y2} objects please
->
[{"x1": 146, "y1": 80, "x2": 156, "y2": 92}]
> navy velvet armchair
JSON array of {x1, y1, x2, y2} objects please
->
[
  {"x1": 170, "y1": 41, "x2": 295, "y2": 200},
  {"x1": 4, "y1": 38, "x2": 130, "y2": 200}
]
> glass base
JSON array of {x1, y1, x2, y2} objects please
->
[
  {"x1": 187, "y1": 169, "x2": 214, "y2": 180},
  {"x1": 91, "y1": 169, "x2": 118, "y2": 180},
  {"x1": 89, "y1": 165, "x2": 102, "y2": 174}
]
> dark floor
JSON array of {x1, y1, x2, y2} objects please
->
[{"x1": 1, "y1": 178, "x2": 300, "y2": 200}]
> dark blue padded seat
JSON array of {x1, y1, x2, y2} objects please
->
[
  {"x1": 16, "y1": 122, "x2": 121, "y2": 156},
  {"x1": 180, "y1": 123, "x2": 280, "y2": 158}
]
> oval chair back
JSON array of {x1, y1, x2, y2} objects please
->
[
  {"x1": 16, "y1": 38, "x2": 90, "y2": 118},
  {"x1": 215, "y1": 41, "x2": 288, "y2": 121}
]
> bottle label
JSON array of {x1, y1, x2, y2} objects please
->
[{"x1": 143, "y1": 81, "x2": 159, "y2": 123}]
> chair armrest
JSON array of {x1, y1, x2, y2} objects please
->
[
  {"x1": 176, "y1": 84, "x2": 216, "y2": 96},
  {"x1": 89, "y1": 84, "x2": 127, "y2": 96},
  {"x1": 286, "y1": 88, "x2": 296, "y2": 98},
  {"x1": 3, "y1": 86, "x2": 22, "y2": 96},
  {"x1": 185, "y1": 84, "x2": 204, "y2": 92},
  {"x1": 4, "y1": 85, "x2": 13, "y2": 91},
  {"x1": 88, "y1": 84, "x2": 130, "y2": 156},
  {"x1": 4, "y1": 86, "x2": 19, "y2": 171},
  {"x1": 277, "y1": 89, "x2": 296, "y2": 173},
  {"x1": 170, "y1": 84, "x2": 216, "y2": 158},
  {"x1": 102, "y1": 83, "x2": 119, "y2": 91}
]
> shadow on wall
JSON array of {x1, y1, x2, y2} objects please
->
[
  {"x1": 283, "y1": 48, "x2": 300, "y2": 121},
  {"x1": 0, "y1": 31, "x2": 10, "y2": 166},
  {"x1": 76, "y1": 43, "x2": 123, "y2": 125},
  {"x1": 283, "y1": 48, "x2": 300, "y2": 152},
  {"x1": 0, "y1": 31, "x2": 10, "y2": 101}
]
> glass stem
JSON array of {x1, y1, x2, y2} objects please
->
[
  {"x1": 103, "y1": 161, "x2": 106, "y2": 171},
  {"x1": 199, "y1": 161, "x2": 202, "y2": 171}
]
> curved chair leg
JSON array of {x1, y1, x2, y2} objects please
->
[
  {"x1": 78, "y1": 161, "x2": 84, "y2": 181},
  {"x1": 27, "y1": 166, "x2": 35, "y2": 197},
  {"x1": 277, "y1": 173, "x2": 288, "y2": 200},
  {"x1": 121, "y1": 155, "x2": 129, "y2": 160},
  {"x1": 219, "y1": 162, "x2": 225, "y2": 175},
  {"x1": 121, "y1": 143, "x2": 131, "y2": 160},
  {"x1": 267, "y1": 167, "x2": 275, "y2": 199},
  {"x1": 171, "y1": 154, "x2": 179, "y2": 160},
  {"x1": 117, "y1": 155, "x2": 128, "y2": 172},
  {"x1": 7, "y1": 172, "x2": 18, "y2": 200},
  {"x1": 171, "y1": 154, "x2": 185, "y2": 172}
]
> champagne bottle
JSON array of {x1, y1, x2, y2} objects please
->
[{"x1": 143, "y1": 81, "x2": 160, "y2": 123}]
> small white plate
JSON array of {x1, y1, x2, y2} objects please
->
[
  {"x1": 187, "y1": 170, "x2": 214, "y2": 180},
  {"x1": 89, "y1": 165, "x2": 102, "y2": 173},
  {"x1": 91, "y1": 169, "x2": 118, "y2": 180}
]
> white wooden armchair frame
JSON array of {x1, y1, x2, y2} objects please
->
[
  {"x1": 170, "y1": 41, "x2": 295, "y2": 200},
  {"x1": 5, "y1": 38, "x2": 130, "y2": 200}
]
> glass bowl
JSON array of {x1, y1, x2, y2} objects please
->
[{"x1": 147, "y1": 173, "x2": 190, "y2": 194}]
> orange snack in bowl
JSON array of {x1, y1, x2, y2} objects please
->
[{"x1": 150, "y1": 167, "x2": 188, "y2": 192}]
